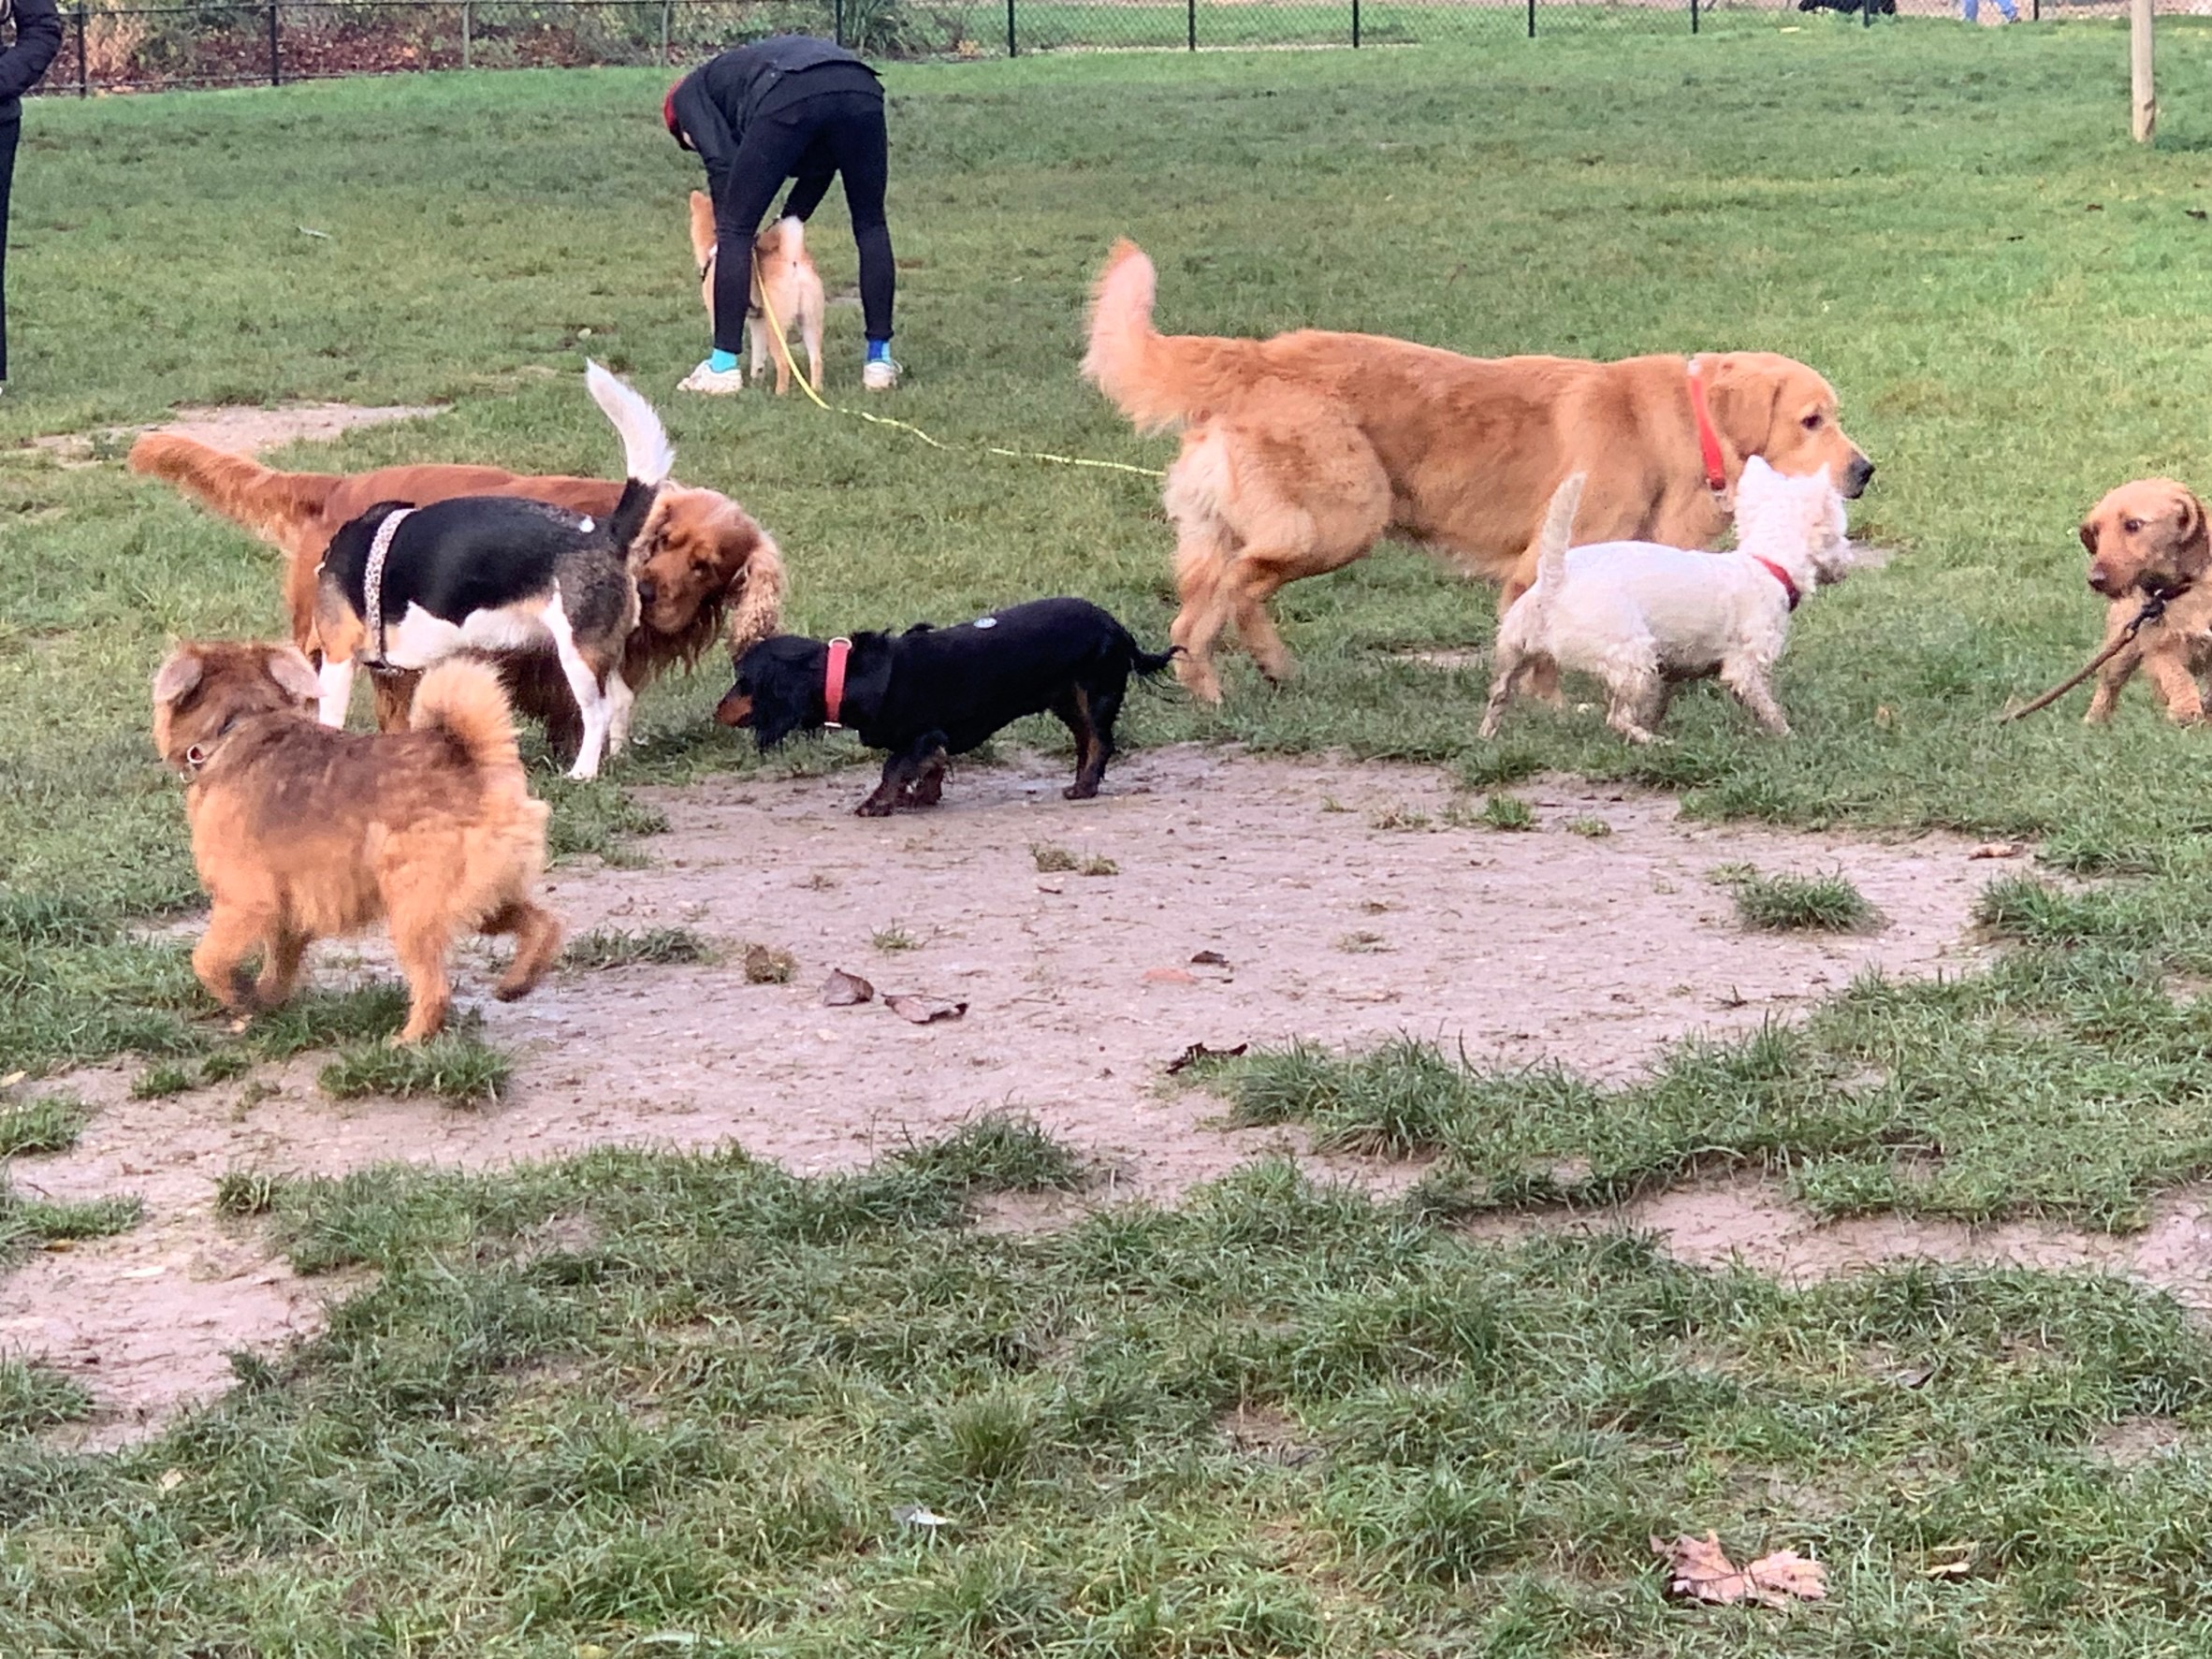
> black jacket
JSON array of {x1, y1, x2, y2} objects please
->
[
  {"x1": 670, "y1": 36, "x2": 878, "y2": 197},
  {"x1": 0, "y1": 0, "x2": 65, "y2": 117}
]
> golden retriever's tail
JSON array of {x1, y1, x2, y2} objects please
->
[
  {"x1": 412, "y1": 659, "x2": 524, "y2": 777},
  {"x1": 127, "y1": 434, "x2": 340, "y2": 551},
  {"x1": 1083, "y1": 240, "x2": 1251, "y2": 434},
  {"x1": 725, "y1": 530, "x2": 787, "y2": 657}
]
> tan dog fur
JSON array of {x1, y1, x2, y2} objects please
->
[
  {"x1": 128, "y1": 435, "x2": 784, "y2": 747},
  {"x1": 2078, "y1": 478, "x2": 2212, "y2": 725},
  {"x1": 1083, "y1": 240, "x2": 1873, "y2": 703},
  {"x1": 153, "y1": 641, "x2": 561, "y2": 1044},
  {"x1": 689, "y1": 191, "x2": 826, "y2": 396}
]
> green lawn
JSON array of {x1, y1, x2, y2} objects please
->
[{"x1": 13, "y1": 24, "x2": 2212, "y2": 1652}]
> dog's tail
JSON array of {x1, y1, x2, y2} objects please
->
[
  {"x1": 127, "y1": 434, "x2": 340, "y2": 552},
  {"x1": 725, "y1": 530, "x2": 787, "y2": 658},
  {"x1": 1532, "y1": 473, "x2": 1586, "y2": 598},
  {"x1": 587, "y1": 360, "x2": 675, "y2": 555},
  {"x1": 762, "y1": 215, "x2": 806, "y2": 262},
  {"x1": 1083, "y1": 240, "x2": 1256, "y2": 434},
  {"x1": 687, "y1": 190, "x2": 718, "y2": 272},
  {"x1": 412, "y1": 658, "x2": 524, "y2": 776}
]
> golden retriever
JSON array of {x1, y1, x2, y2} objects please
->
[
  {"x1": 1083, "y1": 239, "x2": 1875, "y2": 703},
  {"x1": 153, "y1": 642, "x2": 561, "y2": 1044},
  {"x1": 2079, "y1": 477, "x2": 2212, "y2": 725}
]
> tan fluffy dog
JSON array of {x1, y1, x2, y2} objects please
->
[
  {"x1": 128, "y1": 435, "x2": 785, "y2": 749},
  {"x1": 689, "y1": 192, "x2": 826, "y2": 396},
  {"x1": 1083, "y1": 240, "x2": 1875, "y2": 703},
  {"x1": 153, "y1": 641, "x2": 562, "y2": 1044},
  {"x1": 2078, "y1": 478, "x2": 2212, "y2": 725}
]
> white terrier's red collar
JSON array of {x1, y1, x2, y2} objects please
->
[{"x1": 1753, "y1": 556, "x2": 1801, "y2": 612}]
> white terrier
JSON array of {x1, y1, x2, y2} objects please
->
[{"x1": 1480, "y1": 457, "x2": 1870, "y2": 745}]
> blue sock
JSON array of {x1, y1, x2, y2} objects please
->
[
  {"x1": 866, "y1": 338, "x2": 894, "y2": 365},
  {"x1": 708, "y1": 348, "x2": 739, "y2": 373}
]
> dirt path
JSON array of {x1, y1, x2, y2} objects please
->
[
  {"x1": 1, "y1": 748, "x2": 2018, "y2": 1441},
  {"x1": 27, "y1": 401, "x2": 443, "y2": 468}
]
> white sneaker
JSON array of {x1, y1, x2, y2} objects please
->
[
  {"x1": 678, "y1": 360, "x2": 745, "y2": 395},
  {"x1": 862, "y1": 356, "x2": 901, "y2": 392}
]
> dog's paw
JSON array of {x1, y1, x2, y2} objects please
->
[{"x1": 854, "y1": 799, "x2": 896, "y2": 818}]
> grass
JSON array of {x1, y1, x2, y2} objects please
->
[
  {"x1": 871, "y1": 924, "x2": 921, "y2": 953},
  {"x1": 316, "y1": 1028, "x2": 515, "y2": 1106},
  {"x1": 2, "y1": 1125, "x2": 2212, "y2": 1651},
  {"x1": 0, "y1": 1359, "x2": 93, "y2": 1438},
  {"x1": 1477, "y1": 793, "x2": 1537, "y2": 832},
  {"x1": 1717, "y1": 865, "x2": 1883, "y2": 933},
  {"x1": 0, "y1": 1094, "x2": 89, "y2": 1157},
  {"x1": 560, "y1": 925, "x2": 716, "y2": 969}
]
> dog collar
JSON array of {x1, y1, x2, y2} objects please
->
[
  {"x1": 1685, "y1": 357, "x2": 1732, "y2": 509},
  {"x1": 362, "y1": 507, "x2": 415, "y2": 668},
  {"x1": 1753, "y1": 556, "x2": 1802, "y2": 612},
  {"x1": 822, "y1": 636, "x2": 852, "y2": 728}
]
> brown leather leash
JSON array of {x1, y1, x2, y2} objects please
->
[{"x1": 1999, "y1": 590, "x2": 2170, "y2": 723}]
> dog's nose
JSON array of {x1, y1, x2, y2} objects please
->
[
  {"x1": 2088, "y1": 564, "x2": 2116, "y2": 594},
  {"x1": 1841, "y1": 455, "x2": 1874, "y2": 500},
  {"x1": 636, "y1": 579, "x2": 658, "y2": 606}
]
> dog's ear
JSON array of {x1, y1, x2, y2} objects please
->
[
  {"x1": 153, "y1": 647, "x2": 204, "y2": 708},
  {"x1": 267, "y1": 647, "x2": 322, "y2": 706},
  {"x1": 2176, "y1": 489, "x2": 2211, "y2": 572},
  {"x1": 1704, "y1": 356, "x2": 1784, "y2": 458},
  {"x1": 2079, "y1": 518, "x2": 2102, "y2": 556}
]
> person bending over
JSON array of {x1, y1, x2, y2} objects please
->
[
  {"x1": 0, "y1": 0, "x2": 65, "y2": 393},
  {"x1": 666, "y1": 36, "x2": 899, "y2": 394}
]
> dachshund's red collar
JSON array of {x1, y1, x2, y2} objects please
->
[{"x1": 823, "y1": 637, "x2": 851, "y2": 728}]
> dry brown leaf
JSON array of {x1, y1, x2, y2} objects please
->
[
  {"x1": 1744, "y1": 1550, "x2": 1827, "y2": 1606},
  {"x1": 885, "y1": 995, "x2": 967, "y2": 1025},
  {"x1": 820, "y1": 969, "x2": 875, "y2": 1007},
  {"x1": 1967, "y1": 842, "x2": 2026, "y2": 861},
  {"x1": 1143, "y1": 967, "x2": 1197, "y2": 985},
  {"x1": 1165, "y1": 1041, "x2": 1248, "y2": 1075},
  {"x1": 1652, "y1": 1533, "x2": 1826, "y2": 1609},
  {"x1": 1189, "y1": 950, "x2": 1231, "y2": 968}
]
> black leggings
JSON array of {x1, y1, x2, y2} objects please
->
[
  {"x1": 710, "y1": 88, "x2": 893, "y2": 355},
  {"x1": 0, "y1": 118, "x2": 17, "y2": 383}
]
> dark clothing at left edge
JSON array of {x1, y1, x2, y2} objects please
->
[{"x1": 0, "y1": 0, "x2": 65, "y2": 382}]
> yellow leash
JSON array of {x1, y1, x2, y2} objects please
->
[{"x1": 749, "y1": 251, "x2": 1164, "y2": 481}]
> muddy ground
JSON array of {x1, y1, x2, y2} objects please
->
[{"x1": 4, "y1": 744, "x2": 2065, "y2": 1444}]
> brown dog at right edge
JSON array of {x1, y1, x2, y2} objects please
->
[
  {"x1": 1082, "y1": 239, "x2": 1874, "y2": 703},
  {"x1": 2079, "y1": 478, "x2": 2212, "y2": 725}
]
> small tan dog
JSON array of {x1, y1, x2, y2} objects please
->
[
  {"x1": 2078, "y1": 478, "x2": 2212, "y2": 724},
  {"x1": 689, "y1": 191, "x2": 825, "y2": 395},
  {"x1": 153, "y1": 641, "x2": 563, "y2": 1044}
]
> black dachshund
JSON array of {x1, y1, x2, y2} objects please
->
[{"x1": 716, "y1": 597, "x2": 1175, "y2": 815}]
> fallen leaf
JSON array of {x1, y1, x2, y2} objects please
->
[
  {"x1": 820, "y1": 969, "x2": 875, "y2": 1007},
  {"x1": 885, "y1": 996, "x2": 966, "y2": 1025},
  {"x1": 1190, "y1": 950, "x2": 1231, "y2": 968},
  {"x1": 1925, "y1": 1550, "x2": 1977, "y2": 1578},
  {"x1": 1166, "y1": 1041, "x2": 1248, "y2": 1075},
  {"x1": 157, "y1": 1468, "x2": 186, "y2": 1493},
  {"x1": 893, "y1": 1503, "x2": 953, "y2": 1527},
  {"x1": 1745, "y1": 1550, "x2": 1827, "y2": 1606},
  {"x1": 1968, "y1": 841, "x2": 2026, "y2": 861},
  {"x1": 0, "y1": 1070, "x2": 24, "y2": 1089},
  {"x1": 2087, "y1": 202, "x2": 2103, "y2": 211},
  {"x1": 1652, "y1": 1532, "x2": 1826, "y2": 1608},
  {"x1": 1144, "y1": 967, "x2": 1197, "y2": 985}
]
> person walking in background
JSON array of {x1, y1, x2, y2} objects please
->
[
  {"x1": 1960, "y1": 0, "x2": 2017, "y2": 22},
  {"x1": 0, "y1": 0, "x2": 65, "y2": 393},
  {"x1": 665, "y1": 36, "x2": 899, "y2": 395}
]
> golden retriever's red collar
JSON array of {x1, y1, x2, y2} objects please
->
[
  {"x1": 823, "y1": 636, "x2": 852, "y2": 728},
  {"x1": 1752, "y1": 556, "x2": 1801, "y2": 613},
  {"x1": 1685, "y1": 357, "x2": 1731, "y2": 508}
]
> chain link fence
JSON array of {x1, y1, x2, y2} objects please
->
[{"x1": 17, "y1": 0, "x2": 2201, "y2": 95}]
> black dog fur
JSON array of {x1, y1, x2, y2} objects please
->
[{"x1": 716, "y1": 597, "x2": 1175, "y2": 815}]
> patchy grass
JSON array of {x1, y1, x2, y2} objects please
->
[
  {"x1": 560, "y1": 925, "x2": 716, "y2": 970},
  {"x1": 1477, "y1": 793, "x2": 1537, "y2": 832},
  {"x1": 0, "y1": 1095, "x2": 90, "y2": 1158},
  {"x1": 1717, "y1": 866, "x2": 1883, "y2": 933},
  {"x1": 0, "y1": 1360, "x2": 94, "y2": 1438},
  {"x1": 1565, "y1": 815, "x2": 1614, "y2": 839},
  {"x1": 743, "y1": 943, "x2": 798, "y2": 984},
  {"x1": 871, "y1": 924, "x2": 921, "y2": 953},
  {"x1": 1031, "y1": 843, "x2": 1080, "y2": 873},
  {"x1": 0, "y1": 1186, "x2": 143, "y2": 1261},
  {"x1": 316, "y1": 1029, "x2": 514, "y2": 1106},
  {"x1": 0, "y1": 1130, "x2": 2209, "y2": 1651}
]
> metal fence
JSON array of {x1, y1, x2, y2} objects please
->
[{"x1": 18, "y1": 0, "x2": 2197, "y2": 95}]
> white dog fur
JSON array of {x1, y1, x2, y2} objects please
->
[{"x1": 1480, "y1": 457, "x2": 1870, "y2": 745}]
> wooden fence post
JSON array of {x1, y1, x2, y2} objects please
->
[{"x1": 2131, "y1": 0, "x2": 2156, "y2": 143}]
